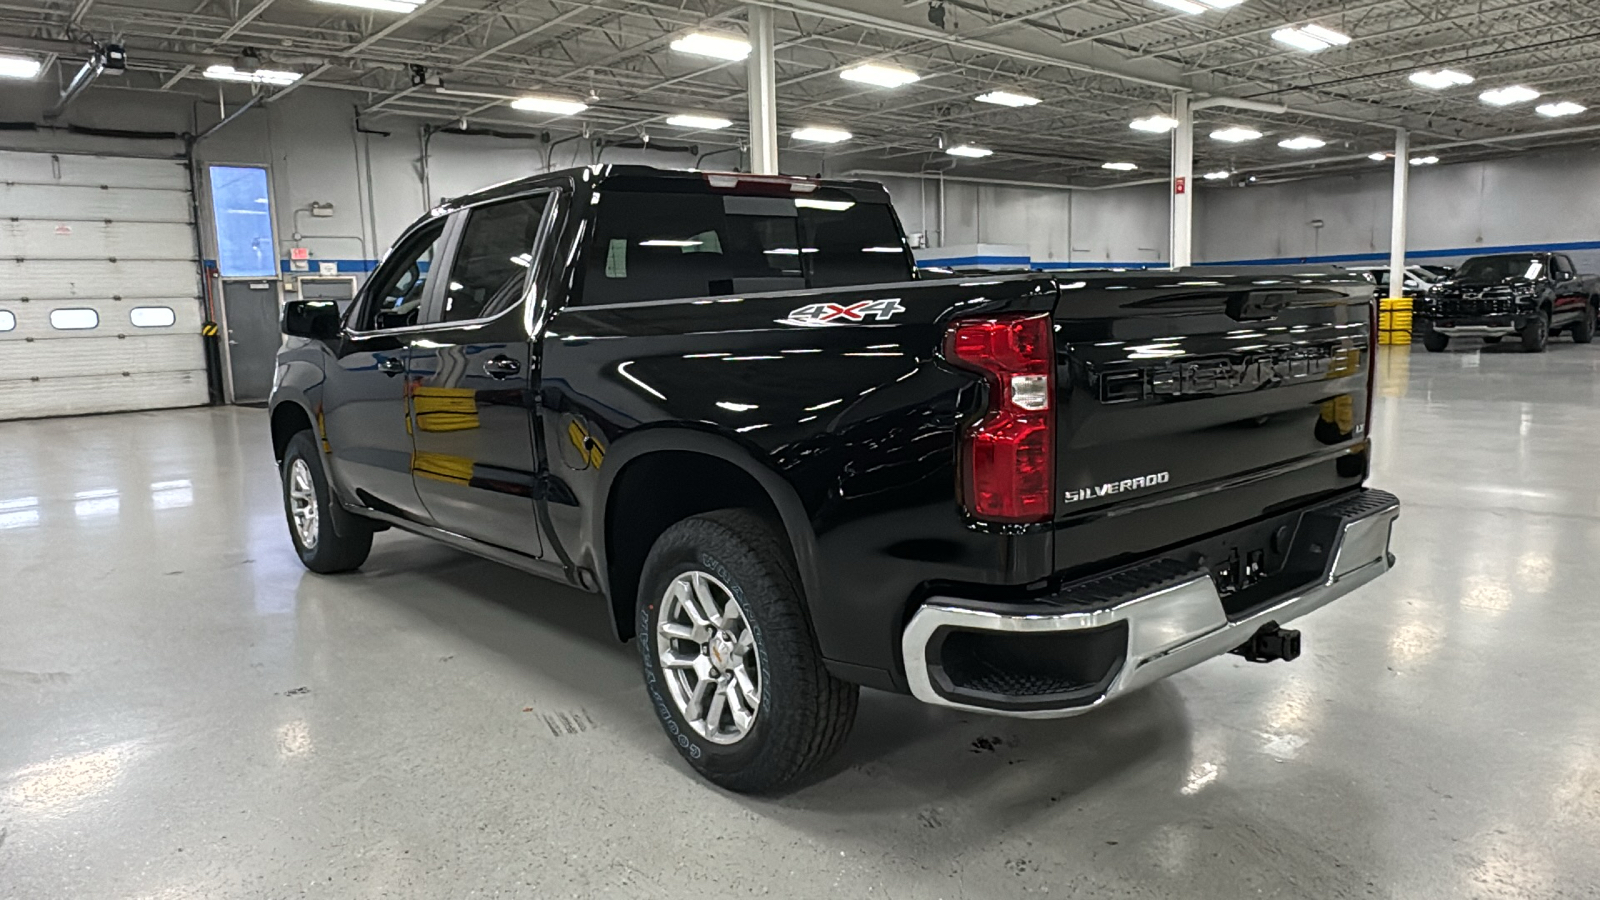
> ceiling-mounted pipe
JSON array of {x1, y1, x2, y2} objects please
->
[
  {"x1": 1192, "y1": 97, "x2": 1289, "y2": 115},
  {"x1": 839, "y1": 168, "x2": 1169, "y2": 192},
  {"x1": 192, "y1": 90, "x2": 266, "y2": 142}
]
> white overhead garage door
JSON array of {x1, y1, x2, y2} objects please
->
[{"x1": 0, "y1": 150, "x2": 209, "y2": 420}]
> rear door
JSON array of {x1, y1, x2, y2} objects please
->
[
  {"x1": 320, "y1": 217, "x2": 451, "y2": 521},
  {"x1": 1551, "y1": 255, "x2": 1587, "y2": 324},
  {"x1": 405, "y1": 190, "x2": 556, "y2": 556},
  {"x1": 1052, "y1": 272, "x2": 1372, "y2": 574}
]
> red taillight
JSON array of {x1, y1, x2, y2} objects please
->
[{"x1": 944, "y1": 314, "x2": 1055, "y2": 524}]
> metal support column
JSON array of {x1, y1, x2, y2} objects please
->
[
  {"x1": 1388, "y1": 129, "x2": 1410, "y2": 301},
  {"x1": 746, "y1": 5, "x2": 779, "y2": 175},
  {"x1": 1170, "y1": 91, "x2": 1193, "y2": 269}
]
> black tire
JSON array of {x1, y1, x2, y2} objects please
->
[
  {"x1": 636, "y1": 509, "x2": 858, "y2": 793},
  {"x1": 281, "y1": 430, "x2": 373, "y2": 573},
  {"x1": 1482, "y1": 335, "x2": 1502, "y2": 345},
  {"x1": 1423, "y1": 330, "x2": 1449, "y2": 352},
  {"x1": 1572, "y1": 302, "x2": 1596, "y2": 344},
  {"x1": 1521, "y1": 310, "x2": 1550, "y2": 353}
]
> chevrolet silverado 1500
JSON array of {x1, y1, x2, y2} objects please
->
[
  {"x1": 271, "y1": 166, "x2": 1399, "y2": 791},
  {"x1": 1418, "y1": 251, "x2": 1598, "y2": 351}
]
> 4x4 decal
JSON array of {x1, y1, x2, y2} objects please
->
[{"x1": 782, "y1": 298, "x2": 906, "y2": 326}]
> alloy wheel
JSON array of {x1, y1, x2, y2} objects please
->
[
  {"x1": 655, "y1": 570, "x2": 761, "y2": 745},
  {"x1": 288, "y1": 459, "x2": 319, "y2": 550}
]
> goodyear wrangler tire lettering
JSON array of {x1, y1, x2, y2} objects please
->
[{"x1": 634, "y1": 510, "x2": 859, "y2": 793}]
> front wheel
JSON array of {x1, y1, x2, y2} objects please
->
[
  {"x1": 1571, "y1": 303, "x2": 1596, "y2": 344},
  {"x1": 1423, "y1": 330, "x2": 1450, "y2": 352},
  {"x1": 1521, "y1": 311, "x2": 1550, "y2": 353},
  {"x1": 281, "y1": 430, "x2": 373, "y2": 573},
  {"x1": 637, "y1": 509, "x2": 858, "y2": 793}
]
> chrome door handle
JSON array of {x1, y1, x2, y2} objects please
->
[
  {"x1": 377, "y1": 357, "x2": 405, "y2": 375},
  {"x1": 483, "y1": 356, "x2": 521, "y2": 379}
]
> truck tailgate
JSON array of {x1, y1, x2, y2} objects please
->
[{"x1": 1052, "y1": 271, "x2": 1374, "y2": 581}]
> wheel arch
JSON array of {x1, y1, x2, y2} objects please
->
[
  {"x1": 270, "y1": 399, "x2": 316, "y2": 463},
  {"x1": 592, "y1": 428, "x2": 822, "y2": 643}
]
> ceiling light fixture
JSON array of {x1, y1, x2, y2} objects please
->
[
  {"x1": 1101, "y1": 162, "x2": 1139, "y2": 171},
  {"x1": 792, "y1": 126, "x2": 852, "y2": 143},
  {"x1": 1210, "y1": 126, "x2": 1263, "y2": 143},
  {"x1": 1278, "y1": 135, "x2": 1326, "y2": 150},
  {"x1": 1536, "y1": 101, "x2": 1586, "y2": 117},
  {"x1": 510, "y1": 96, "x2": 589, "y2": 116},
  {"x1": 975, "y1": 90, "x2": 1041, "y2": 107},
  {"x1": 1272, "y1": 24, "x2": 1350, "y2": 52},
  {"x1": 840, "y1": 63, "x2": 920, "y2": 88},
  {"x1": 1409, "y1": 69, "x2": 1474, "y2": 90},
  {"x1": 945, "y1": 144, "x2": 993, "y2": 158},
  {"x1": 312, "y1": 0, "x2": 419, "y2": 11},
  {"x1": 0, "y1": 54, "x2": 43, "y2": 79},
  {"x1": 666, "y1": 113, "x2": 732, "y2": 129},
  {"x1": 1480, "y1": 85, "x2": 1540, "y2": 106},
  {"x1": 1202, "y1": 170, "x2": 1232, "y2": 180},
  {"x1": 1369, "y1": 152, "x2": 1391, "y2": 161},
  {"x1": 203, "y1": 65, "x2": 301, "y2": 85},
  {"x1": 669, "y1": 32, "x2": 751, "y2": 61},
  {"x1": 1409, "y1": 156, "x2": 1440, "y2": 166},
  {"x1": 1130, "y1": 114, "x2": 1180, "y2": 133}
]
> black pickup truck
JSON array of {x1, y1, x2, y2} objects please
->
[
  {"x1": 1417, "y1": 251, "x2": 1598, "y2": 352},
  {"x1": 270, "y1": 165, "x2": 1399, "y2": 792}
]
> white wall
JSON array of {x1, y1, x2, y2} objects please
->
[
  {"x1": 869, "y1": 174, "x2": 1169, "y2": 266},
  {"x1": 1195, "y1": 147, "x2": 1600, "y2": 271},
  {"x1": 841, "y1": 148, "x2": 1600, "y2": 272}
]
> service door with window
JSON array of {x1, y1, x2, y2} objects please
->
[
  {"x1": 0, "y1": 150, "x2": 207, "y2": 420},
  {"x1": 208, "y1": 165, "x2": 283, "y2": 404},
  {"x1": 405, "y1": 192, "x2": 554, "y2": 557},
  {"x1": 320, "y1": 218, "x2": 451, "y2": 522}
]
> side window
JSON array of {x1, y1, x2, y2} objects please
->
[
  {"x1": 1555, "y1": 255, "x2": 1575, "y2": 278},
  {"x1": 358, "y1": 220, "x2": 449, "y2": 331},
  {"x1": 437, "y1": 193, "x2": 552, "y2": 324}
]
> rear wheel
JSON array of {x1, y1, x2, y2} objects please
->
[
  {"x1": 1572, "y1": 303, "x2": 1596, "y2": 344},
  {"x1": 1521, "y1": 311, "x2": 1550, "y2": 353},
  {"x1": 1423, "y1": 330, "x2": 1450, "y2": 352},
  {"x1": 282, "y1": 430, "x2": 373, "y2": 573},
  {"x1": 636, "y1": 509, "x2": 858, "y2": 793}
]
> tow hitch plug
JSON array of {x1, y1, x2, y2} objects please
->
[{"x1": 1230, "y1": 622, "x2": 1301, "y2": 663}]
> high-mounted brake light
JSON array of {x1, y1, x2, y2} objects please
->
[
  {"x1": 701, "y1": 172, "x2": 819, "y2": 193},
  {"x1": 944, "y1": 314, "x2": 1055, "y2": 524}
]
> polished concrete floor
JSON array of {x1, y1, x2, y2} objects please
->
[{"x1": 3, "y1": 342, "x2": 1600, "y2": 899}]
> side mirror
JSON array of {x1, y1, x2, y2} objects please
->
[{"x1": 282, "y1": 299, "x2": 342, "y2": 339}]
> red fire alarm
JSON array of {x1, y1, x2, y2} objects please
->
[{"x1": 1175, "y1": 176, "x2": 1187, "y2": 195}]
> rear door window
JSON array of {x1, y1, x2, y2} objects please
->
[
  {"x1": 577, "y1": 189, "x2": 910, "y2": 306},
  {"x1": 435, "y1": 193, "x2": 553, "y2": 324}
]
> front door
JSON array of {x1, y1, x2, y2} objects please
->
[
  {"x1": 320, "y1": 217, "x2": 451, "y2": 521},
  {"x1": 406, "y1": 192, "x2": 555, "y2": 557},
  {"x1": 221, "y1": 279, "x2": 280, "y2": 403}
]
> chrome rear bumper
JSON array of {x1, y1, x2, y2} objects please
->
[{"x1": 901, "y1": 491, "x2": 1400, "y2": 718}]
